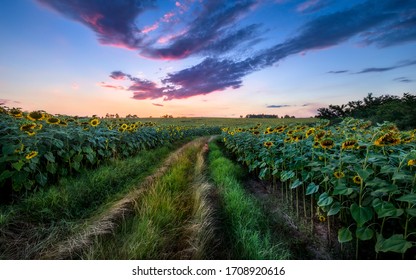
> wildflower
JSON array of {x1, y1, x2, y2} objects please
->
[
  {"x1": 20, "y1": 123, "x2": 36, "y2": 132},
  {"x1": 25, "y1": 151, "x2": 38, "y2": 160},
  {"x1": 341, "y1": 139, "x2": 357, "y2": 150},
  {"x1": 374, "y1": 132, "x2": 400, "y2": 146},
  {"x1": 334, "y1": 171, "x2": 345, "y2": 179},
  {"x1": 353, "y1": 175, "x2": 362, "y2": 185},
  {"x1": 89, "y1": 118, "x2": 100, "y2": 127},
  {"x1": 408, "y1": 159, "x2": 416, "y2": 166},
  {"x1": 46, "y1": 117, "x2": 60, "y2": 124},
  {"x1": 320, "y1": 138, "x2": 334, "y2": 149},
  {"x1": 26, "y1": 130, "x2": 36, "y2": 136},
  {"x1": 9, "y1": 108, "x2": 23, "y2": 118},
  {"x1": 27, "y1": 111, "x2": 44, "y2": 121},
  {"x1": 264, "y1": 141, "x2": 274, "y2": 148}
]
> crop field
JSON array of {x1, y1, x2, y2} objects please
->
[{"x1": 0, "y1": 108, "x2": 415, "y2": 260}]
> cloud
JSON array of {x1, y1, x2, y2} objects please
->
[
  {"x1": 394, "y1": 77, "x2": 413, "y2": 83},
  {"x1": 328, "y1": 70, "x2": 349, "y2": 74},
  {"x1": 267, "y1": 104, "x2": 290, "y2": 108},
  {"x1": 140, "y1": 1, "x2": 260, "y2": 59},
  {"x1": 109, "y1": 71, "x2": 128, "y2": 80},
  {"x1": 355, "y1": 59, "x2": 416, "y2": 74},
  {"x1": 98, "y1": 82, "x2": 125, "y2": 90},
  {"x1": 296, "y1": 0, "x2": 333, "y2": 14},
  {"x1": 152, "y1": 103, "x2": 164, "y2": 106},
  {"x1": 36, "y1": 0, "x2": 156, "y2": 49}
]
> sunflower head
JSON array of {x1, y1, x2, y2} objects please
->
[
  {"x1": 9, "y1": 108, "x2": 23, "y2": 118},
  {"x1": 334, "y1": 171, "x2": 345, "y2": 179},
  {"x1": 342, "y1": 139, "x2": 357, "y2": 150},
  {"x1": 353, "y1": 175, "x2": 362, "y2": 185},
  {"x1": 408, "y1": 159, "x2": 416, "y2": 167},
  {"x1": 252, "y1": 130, "x2": 260, "y2": 136},
  {"x1": 313, "y1": 141, "x2": 320, "y2": 148},
  {"x1": 46, "y1": 117, "x2": 60, "y2": 124},
  {"x1": 306, "y1": 128, "x2": 315, "y2": 138},
  {"x1": 320, "y1": 138, "x2": 334, "y2": 149},
  {"x1": 89, "y1": 118, "x2": 100, "y2": 127},
  {"x1": 27, "y1": 111, "x2": 44, "y2": 121},
  {"x1": 263, "y1": 141, "x2": 274, "y2": 148},
  {"x1": 374, "y1": 132, "x2": 400, "y2": 146},
  {"x1": 20, "y1": 123, "x2": 36, "y2": 132},
  {"x1": 26, "y1": 130, "x2": 36, "y2": 137},
  {"x1": 318, "y1": 215, "x2": 326, "y2": 222},
  {"x1": 314, "y1": 130, "x2": 326, "y2": 141},
  {"x1": 25, "y1": 151, "x2": 38, "y2": 160}
]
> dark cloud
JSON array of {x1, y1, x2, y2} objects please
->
[
  {"x1": 140, "y1": 1, "x2": 259, "y2": 59},
  {"x1": 37, "y1": 0, "x2": 155, "y2": 49},
  {"x1": 355, "y1": 59, "x2": 416, "y2": 74},
  {"x1": 109, "y1": 71, "x2": 128, "y2": 80},
  {"x1": 394, "y1": 77, "x2": 413, "y2": 83},
  {"x1": 267, "y1": 105, "x2": 290, "y2": 108},
  {"x1": 328, "y1": 70, "x2": 349, "y2": 74},
  {"x1": 97, "y1": 0, "x2": 416, "y2": 100}
]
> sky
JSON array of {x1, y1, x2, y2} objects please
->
[{"x1": 0, "y1": 0, "x2": 415, "y2": 118}]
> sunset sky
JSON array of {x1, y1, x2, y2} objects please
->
[{"x1": 0, "y1": 0, "x2": 415, "y2": 118}]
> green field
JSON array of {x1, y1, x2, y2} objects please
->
[{"x1": 1, "y1": 108, "x2": 415, "y2": 259}]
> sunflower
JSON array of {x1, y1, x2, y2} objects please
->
[
  {"x1": 89, "y1": 118, "x2": 100, "y2": 127},
  {"x1": 318, "y1": 215, "x2": 326, "y2": 222},
  {"x1": 334, "y1": 171, "x2": 345, "y2": 179},
  {"x1": 20, "y1": 123, "x2": 36, "y2": 132},
  {"x1": 353, "y1": 175, "x2": 362, "y2": 185},
  {"x1": 27, "y1": 111, "x2": 44, "y2": 121},
  {"x1": 264, "y1": 141, "x2": 274, "y2": 148},
  {"x1": 306, "y1": 128, "x2": 315, "y2": 138},
  {"x1": 15, "y1": 144, "x2": 24, "y2": 153},
  {"x1": 320, "y1": 138, "x2": 334, "y2": 149},
  {"x1": 314, "y1": 130, "x2": 326, "y2": 141},
  {"x1": 25, "y1": 151, "x2": 38, "y2": 160},
  {"x1": 341, "y1": 139, "x2": 357, "y2": 150},
  {"x1": 26, "y1": 130, "x2": 36, "y2": 136},
  {"x1": 313, "y1": 141, "x2": 320, "y2": 148},
  {"x1": 252, "y1": 130, "x2": 260, "y2": 135},
  {"x1": 118, "y1": 127, "x2": 126, "y2": 133},
  {"x1": 120, "y1": 123, "x2": 128, "y2": 130},
  {"x1": 374, "y1": 132, "x2": 400, "y2": 146},
  {"x1": 35, "y1": 123, "x2": 43, "y2": 130},
  {"x1": 46, "y1": 117, "x2": 60, "y2": 124},
  {"x1": 408, "y1": 159, "x2": 416, "y2": 166},
  {"x1": 9, "y1": 108, "x2": 23, "y2": 118}
]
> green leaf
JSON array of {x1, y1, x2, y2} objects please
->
[
  {"x1": 290, "y1": 179, "x2": 302, "y2": 189},
  {"x1": 333, "y1": 184, "x2": 354, "y2": 196},
  {"x1": 396, "y1": 194, "x2": 416, "y2": 205},
  {"x1": 338, "y1": 227, "x2": 353, "y2": 243},
  {"x1": 317, "y1": 192, "x2": 333, "y2": 207},
  {"x1": 350, "y1": 203, "x2": 373, "y2": 227},
  {"x1": 44, "y1": 151, "x2": 55, "y2": 163},
  {"x1": 328, "y1": 201, "x2": 341, "y2": 216},
  {"x1": 392, "y1": 172, "x2": 413, "y2": 182},
  {"x1": 2, "y1": 144, "x2": 16, "y2": 156},
  {"x1": 12, "y1": 161, "x2": 25, "y2": 171},
  {"x1": 0, "y1": 170, "x2": 14, "y2": 182},
  {"x1": 406, "y1": 208, "x2": 416, "y2": 217},
  {"x1": 305, "y1": 182, "x2": 319, "y2": 195},
  {"x1": 370, "y1": 184, "x2": 398, "y2": 197},
  {"x1": 46, "y1": 162, "x2": 57, "y2": 174},
  {"x1": 372, "y1": 198, "x2": 404, "y2": 218},
  {"x1": 356, "y1": 227, "x2": 374, "y2": 241},
  {"x1": 356, "y1": 168, "x2": 374, "y2": 181},
  {"x1": 35, "y1": 173, "x2": 47, "y2": 186},
  {"x1": 375, "y1": 234, "x2": 412, "y2": 254},
  {"x1": 281, "y1": 170, "x2": 295, "y2": 182}
]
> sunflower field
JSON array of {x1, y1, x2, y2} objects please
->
[
  {"x1": 0, "y1": 107, "x2": 221, "y2": 200},
  {"x1": 222, "y1": 117, "x2": 416, "y2": 258}
]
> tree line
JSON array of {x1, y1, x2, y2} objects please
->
[{"x1": 315, "y1": 93, "x2": 416, "y2": 129}]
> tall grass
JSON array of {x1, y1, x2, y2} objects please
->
[
  {"x1": 84, "y1": 139, "x2": 211, "y2": 259},
  {"x1": 0, "y1": 141, "x2": 186, "y2": 259},
  {"x1": 208, "y1": 140, "x2": 291, "y2": 260}
]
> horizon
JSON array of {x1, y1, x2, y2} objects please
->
[{"x1": 1, "y1": 0, "x2": 415, "y2": 118}]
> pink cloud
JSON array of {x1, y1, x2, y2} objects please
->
[
  {"x1": 142, "y1": 22, "x2": 159, "y2": 34},
  {"x1": 98, "y1": 82, "x2": 125, "y2": 90}
]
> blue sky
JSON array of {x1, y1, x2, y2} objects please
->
[{"x1": 0, "y1": 0, "x2": 415, "y2": 117}]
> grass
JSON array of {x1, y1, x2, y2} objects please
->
[
  {"x1": 207, "y1": 140, "x2": 291, "y2": 260},
  {"x1": 83, "y1": 138, "x2": 212, "y2": 259},
  {"x1": 0, "y1": 140, "x2": 188, "y2": 259}
]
